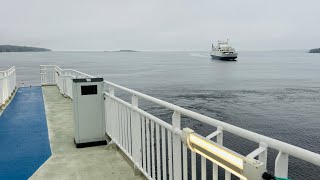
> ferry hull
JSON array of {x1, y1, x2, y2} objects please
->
[{"x1": 210, "y1": 55, "x2": 237, "y2": 61}]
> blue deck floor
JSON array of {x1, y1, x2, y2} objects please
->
[{"x1": 0, "y1": 87, "x2": 51, "y2": 180}]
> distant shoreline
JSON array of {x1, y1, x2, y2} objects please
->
[
  {"x1": 0, "y1": 45, "x2": 51, "y2": 52},
  {"x1": 105, "y1": 50, "x2": 139, "y2": 52}
]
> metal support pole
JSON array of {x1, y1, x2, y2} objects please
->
[
  {"x1": 213, "y1": 126, "x2": 223, "y2": 180},
  {"x1": 258, "y1": 142, "x2": 268, "y2": 170},
  {"x1": 172, "y1": 111, "x2": 182, "y2": 180},
  {"x1": 275, "y1": 151, "x2": 288, "y2": 178},
  {"x1": 131, "y1": 95, "x2": 142, "y2": 174},
  {"x1": 109, "y1": 86, "x2": 114, "y2": 96}
]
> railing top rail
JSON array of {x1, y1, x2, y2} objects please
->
[
  {"x1": 53, "y1": 65, "x2": 63, "y2": 72},
  {"x1": 49, "y1": 65, "x2": 320, "y2": 167},
  {"x1": 62, "y1": 69, "x2": 94, "y2": 78},
  {"x1": 0, "y1": 66, "x2": 15, "y2": 73},
  {"x1": 0, "y1": 66, "x2": 15, "y2": 79},
  {"x1": 41, "y1": 65, "x2": 93, "y2": 78}
]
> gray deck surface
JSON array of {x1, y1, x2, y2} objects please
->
[{"x1": 30, "y1": 86, "x2": 144, "y2": 180}]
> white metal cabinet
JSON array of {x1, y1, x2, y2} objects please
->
[{"x1": 72, "y1": 78, "x2": 106, "y2": 148}]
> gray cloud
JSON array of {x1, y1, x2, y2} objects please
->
[{"x1": 0, "y1": 0, "x2": 319, "y2": 51}]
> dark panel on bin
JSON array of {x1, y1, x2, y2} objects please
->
[{"x1": 81, "y1": 85, "x2": 97, "y2": 95}]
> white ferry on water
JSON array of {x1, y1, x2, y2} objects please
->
[{"x1": 210, "y1": 39, "x2": 238, "y2": 60}]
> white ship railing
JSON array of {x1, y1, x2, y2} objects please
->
[
  {"x1": 40, "y1": 65, "x2": 320, "y2": 180},
  {"x1": 0, "y1": 66, "x2": 16, "y2": 106}
]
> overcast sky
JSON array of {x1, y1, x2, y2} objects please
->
[{"x1": 0, "y1": 0, "x2": 319, "y2": 51}]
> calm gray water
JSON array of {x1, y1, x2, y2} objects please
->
[{"x1": 1, "y1": 51, "x2": 320, "y2": 179}]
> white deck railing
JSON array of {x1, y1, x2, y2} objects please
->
[
  {"x1": 0, "y1": 66, "x2": 16, "y2": 106},
  {"x1": 40, "y1": 65, "x2": 320, "y2": 180}
]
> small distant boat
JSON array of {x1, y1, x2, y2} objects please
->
[{"x1": 210, "y1": 39, "x2": 238, "y2": 60}]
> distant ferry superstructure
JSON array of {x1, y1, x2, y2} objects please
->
[{"x1": 210, "y1": 40, "x2": 238, "y2": 60}]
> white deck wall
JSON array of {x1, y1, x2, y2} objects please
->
[{"x1": 0, "y1": 66, "x2": 16, "y2": 106}]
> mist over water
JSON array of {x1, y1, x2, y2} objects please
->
[{"x1": 1, "y1": 51, "x2": 320, "y2": 178}]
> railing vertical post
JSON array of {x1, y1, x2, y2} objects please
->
[
  {"x1": 275, "y1": 151, "x2": 289, "y2": 178},
  {"x1": 213, "y1": 126, "x2": 223, "y2": 180},
  {"x1": 13, "y1": 67, "x2": 16, "y2": 89},
  {"x1": 62, "y1": 76, "x2": 67, "y2": 96},
  {"x1": 109, "y1": 86, "x2": 114, "y2": 96},
  {"x1": 259, "y1": 142, "x2": 268, "y2": 170},
  {"x1": 172, "y1": 111, "x2": 181, "y2": 180},
  {"x1": 40, "y1": 66, "x2": 43, "y2": 85},
  {"x1": 43, "y1": 66, "x2": 47, "y2": 85},
  {"x1": 201, "y1": 155, "x2": 206, "y2": 180},
  {"x1": 1, "y1": 78, "x2": 5, "y2": 104},
  {"x1": 107, "y1": 86, "x2": 115, "y2": 140},
  {"x1": 131, "y1": 94, "x2": 142, "y2": 174},
  {"x1": 217, "y1": 127, "x2": 231, "y2": 180},
  {"x1": 3, "y1": 76, "x2": 8, "y2": 102},
  {"x1": 50, "y1": 66, "x2": 55, "y2": 84}
]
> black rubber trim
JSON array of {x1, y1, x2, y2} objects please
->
[{"x1": 74, "y1": 138, "x2": 107, "y2": 148}]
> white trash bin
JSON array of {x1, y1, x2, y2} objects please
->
[{"x1": 72, "y1": 78, "x2": 106, "y2": 148}]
